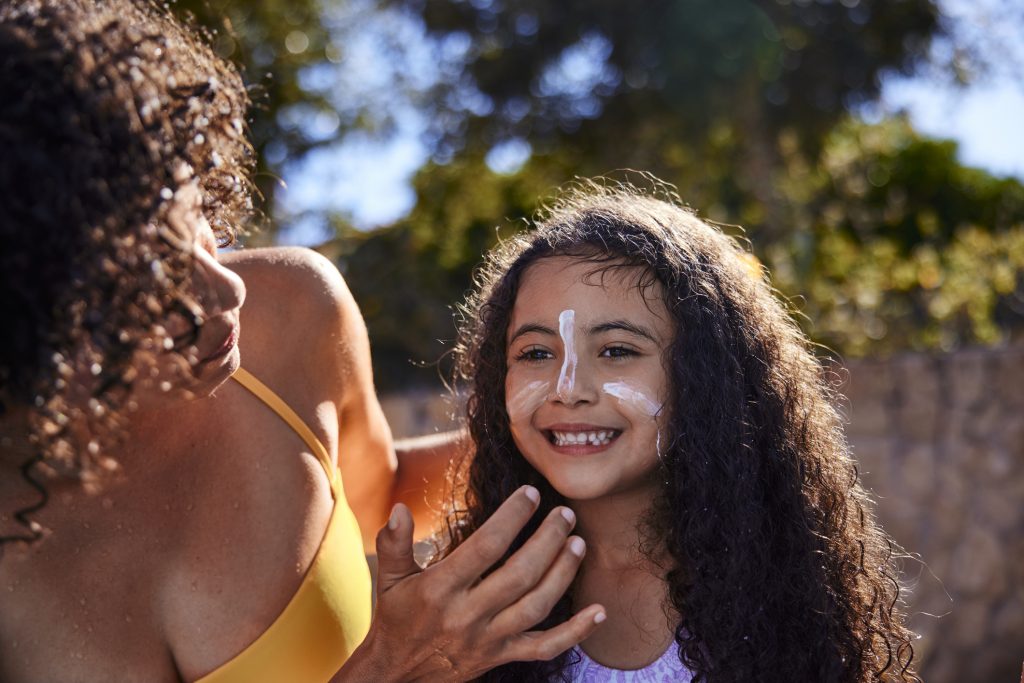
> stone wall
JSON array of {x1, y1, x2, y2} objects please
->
[
  {"x1": 842, "y1": 347, "x2": 1024, "y2": 682},
  {"x1": 380, "y1": 345, "x2": 1024, "y2": 681}
]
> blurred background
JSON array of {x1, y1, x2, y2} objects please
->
[{"x1": 176, "y1": 0, "x2": 1023, "y2": 679}]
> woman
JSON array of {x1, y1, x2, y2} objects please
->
[{"x1": 0, "y1": 1, "x2": 603, "y2": 680}]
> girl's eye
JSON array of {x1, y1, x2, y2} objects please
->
[
  {"x1": 514, "y1": 346, "x2": 553, "y2": 362},
  {"x1": 601, "y1": 345, "x2": 638, "y2": 359}
]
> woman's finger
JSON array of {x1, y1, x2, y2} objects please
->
[
  {"x1": 469, "y1": 506, "x2": 577, "y2": 613},
  {"x1": 487, "y1": 534, "x2": 587, "y2": 636},
  {"x1": 499, "y1": 603, "x2": 607, "y2": 665},
  {"x1": 438, "y1": 485, "x2": 541, "y2": 589},
  {"x1": 374, "y1": 503, "x2": 419, "y2": 594}
]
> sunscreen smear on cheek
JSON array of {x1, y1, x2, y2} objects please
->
[
  {"x1": 507, "y1": 380, "x2": 551, "y2": 422},
  {"x1": 602, "y1": 381, "x2": 662, "y2": 418},
  {"x1": 556, "y1": 309, "x2": 577, "y2": 400}
]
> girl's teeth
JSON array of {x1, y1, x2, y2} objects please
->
[{"x1": 552, "y1": 431, "x2": 614, "y2": 446}]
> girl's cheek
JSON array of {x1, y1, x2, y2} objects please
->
[
  {"x1": 602, "y1": 380, "x2": 663, "y2": 419},
  {"x1": 506, "y1": 378, "x2": 552, "y2": 423}
]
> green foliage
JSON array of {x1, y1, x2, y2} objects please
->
[
  {"x1": 342, "y1": 0, "x2": 1024, "y2": 390},
  {"x1": 340, "y1": 116, "x2": 1024, "y2": 390},
  {"x1": 766, "y1": 117, "x2": 1024, "y2": 356},
  {"x1": 393, "y1": 0, "x2": 940, "y2": 161},
  {"x1": 172, "y1": 0, "x2": 1024, "y2": 390},
  {"x1": 174, "y1": 0, "x2": 329, "y2": 236}
]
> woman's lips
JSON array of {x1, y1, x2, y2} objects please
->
[{"x1": 201, "y1": 324, "x2": 238, "y2": 363}]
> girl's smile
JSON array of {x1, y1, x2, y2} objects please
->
[
  {"x1": 543, "y1": 423, "x2": 622, "y2": 451},
  {"x1": 505, "y1": 255, "x2": 673, "y2": 502}
]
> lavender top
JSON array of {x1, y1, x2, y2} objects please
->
[{"x1": 563, "y1": 643, "x2": 694, "y2": 682}]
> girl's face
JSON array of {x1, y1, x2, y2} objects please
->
[{"x1": 505, "y1": 255, "x2": 673, "y2": 503}]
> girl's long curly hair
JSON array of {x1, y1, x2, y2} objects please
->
[
  {"x1": 0, "y1": 0, "x2": 253, "y2": 544},
  {"x1": 444, "y1": 180, "x2": 918, "y2": 682}
]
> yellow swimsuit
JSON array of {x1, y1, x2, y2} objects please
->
[{"x1": 196, "y1": 367, "x2": 373, "y2": 683}]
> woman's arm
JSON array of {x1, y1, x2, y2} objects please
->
[
  {"x1": 223, "y1": 245, "x2": 402, "y2": 546},
  {"x1": 391, "y1": 430, "x2": 469, "y2": 538},
  {"x1": 296, "y1": 247, "x2": 463, "y2": 543}
]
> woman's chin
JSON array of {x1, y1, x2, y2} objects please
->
[{"x1": 191, "y1": 347, "x2": 241, "y2": 397}]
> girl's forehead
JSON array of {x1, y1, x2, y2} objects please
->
[{"x1": 512, "y1": 256, "x2": 667, "y2": 322}]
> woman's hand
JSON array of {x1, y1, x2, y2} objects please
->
[{"x1": 335, "y1": 486, "x2": 605, "y2": 682}]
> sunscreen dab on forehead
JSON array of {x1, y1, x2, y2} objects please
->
[
  {"x1": 556, "y1": 309, "x2": 577, "y2": 401},
  {"x1": 507, "y1": 380, "x2": 551, "y2": 423}
]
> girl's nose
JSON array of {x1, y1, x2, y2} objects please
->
[
  {"x1": 555, "y1": 309, "x2": 578, "y2": 402},
  {"x1": 553, "y1": 357, "x2": 597, "y2": 406},
  {"x1": 554, "y1": 308, "x2": 597, "y2": 406}
]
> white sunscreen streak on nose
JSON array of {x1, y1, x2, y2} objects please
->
[
  {"x1": 556, "y1": 309, "x2": 577, "y2": 400},
  {"x1": 602, "y1": 381, "x2": 662, "y2": 418},
  {"x1": 507, "y1": 380, "x2": 551, "y2": 422}
]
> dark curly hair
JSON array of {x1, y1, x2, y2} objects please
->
[
  {"x1": 443, "y1": 179, "x2": 918, "y2": 682},
  {"x1": 0, "y1": 0, "x2": 253, "y2": 544}
]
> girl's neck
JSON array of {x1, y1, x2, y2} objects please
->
[
  {"x1": 569, "y1": 486, "x2": 679, "y2": 671},
  {"x1": 571, "y1": 484, "x2": 666, "y2": 571}
]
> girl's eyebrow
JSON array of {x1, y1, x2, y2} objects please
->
[
  {"x1": 508, "y1": 322, "x2": 556, "y2": 346},
  {"x1": 508, "y1": 319, "x2": 659, "y2": 346},
  {"x1": 589, "y1": 319, "x2": 658, "y2": 343}
]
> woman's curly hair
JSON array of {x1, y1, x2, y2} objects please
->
[
  {"x1": 443, "y1": 179, "x2": 918, "y2": 682},
  {"x1": 0, "y1": 0, "x2": 253, "y2": 543}
]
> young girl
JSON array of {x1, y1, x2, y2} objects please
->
[{"x1": 442, "y1": 181, "x2": 918, "y2": 682}]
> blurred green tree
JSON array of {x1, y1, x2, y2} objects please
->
[
  {"x1": 330, "y1": 0, "x2": 1021, "y2": 389},
  {"x1": 173, "y1": 0, "x2": 1024, "y2": 390},
  {"x1": 175, "y1": 0, "x2": 327, "y2": 235},
  {"x1": 386, "y1": 0, "x2": 942, "y2": 238},
  {"x1": 334, "y1": 116, "x2": 1024, "y2": 391},
  {"x1": 770, "y1": 116, "x2": 1024, "y2": 356}
]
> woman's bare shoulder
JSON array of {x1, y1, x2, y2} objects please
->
[
  {"x1": 221, "y1": 246, "x2": 354, "y2": 317},
  {"x1": 220, "y1": 246, "x2": 359, "y2": 372}
]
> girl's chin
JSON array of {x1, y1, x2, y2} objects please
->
[{"x1": 541, "y1": 476, "x2": 609, "y2": 503}]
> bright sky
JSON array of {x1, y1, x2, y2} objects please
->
[{"x1": 880, "y1": 76, "x2": 1024, "y2": 180}]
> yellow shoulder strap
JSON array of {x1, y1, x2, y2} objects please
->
[{"x1": 231, "y1": 366, "x2": 339, "y2": 498}]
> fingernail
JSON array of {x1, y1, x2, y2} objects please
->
[
  {"x1": 523, "y1": 485, "x2": 540, "y2": 504},
  {"x1": 568, "y1": 536, "x2": 585, "y2": 557},
  {"x1": 560, "y1": 507, "x2": 575, "y2": 525},
  {"x1": 594, "y1": 611, "x2": 607, "y2": 624},
  {"x1": 387, "y1": 505, "x2": 400, "y2": 530}
]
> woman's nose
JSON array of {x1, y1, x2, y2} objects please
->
[{"x1": 194, "y1": 248, "x2": 246, "y2": 316}]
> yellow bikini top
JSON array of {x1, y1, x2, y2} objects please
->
[{"x1": 195, "y1": 367, "x2": 373, "y2": 683}]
